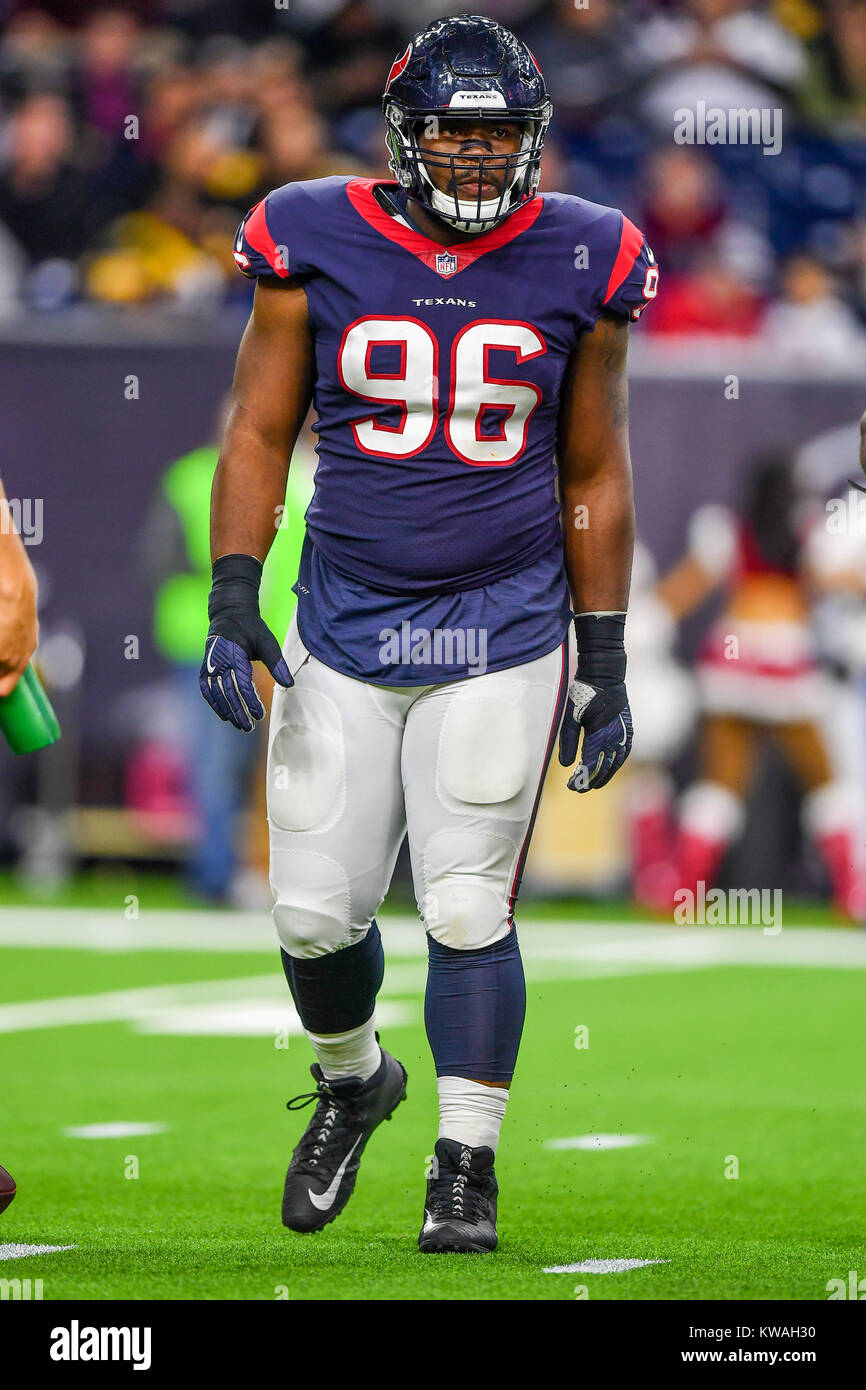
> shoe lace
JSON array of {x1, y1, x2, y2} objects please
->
[
  {"x1": 286, "y1": 1082, "x2": 363, "y2": 1176},
  {"x1": 428, "y1": 1157, "x2": 489, "y2": 1224}
]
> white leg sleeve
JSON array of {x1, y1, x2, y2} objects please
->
[{"x1": 438, "y1": 1076, "x2": 509, "y2": 1153}]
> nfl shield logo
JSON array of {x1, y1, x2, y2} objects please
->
[{"x1": 435, "y1": 252, "x2": 458, "y2": 278}]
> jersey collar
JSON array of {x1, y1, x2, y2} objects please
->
[{"x1": 346, "y1": 178, "x2": 543, "y2": 280}]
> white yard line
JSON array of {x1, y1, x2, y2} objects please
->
[
  {"x1": 132, "y1": 997, "x2": 415, "y2": 1037},
  {"x1": 0, "y1": 909, "x2": 278, "y2": 954},
  {"x1": 1, "y1": 908, "x2": 865, "y2": 970},
  {"x1": 64, "y1": 1122, "x2": 168, "y2": 1139},
  {"x1": 0, "y1": 1244, "x2": 77, "y2": 1260},
  {"x1": 2, "y1": 911, "x2": 865, "y2": 1039},
  {"x1": 545, "y1": 1134, "x2": 651, "y2": 1151},
  {"x1": 0, "y1": 974, "x2": 281, "y2": 1032},
  {"x1": 543, "y1": 1259, "x2": 670, "y2": 1274},
  {"x1": 0, "y1": 974, "x2": 417, "y2": 1036}
]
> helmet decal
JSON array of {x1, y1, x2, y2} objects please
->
[
  {"x1": 385, "y1": 43, "x2": 413, "y2": 92},
  {"x1": 448, "y1": 90, "x2": 507, "y2": 109}
]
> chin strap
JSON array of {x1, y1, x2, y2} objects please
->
[
  {"x1": 382, "y1": 183, "x2": 499, "y2": 240},
  {"x1": 428, "y1": 185, "x2": 507, "y2": 234}
]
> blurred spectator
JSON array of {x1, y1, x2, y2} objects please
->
[
  {"x1": 300, "y1": 0, "x2": 403, "y2": 118},
  {"x1": 623, "y1": 540, "x2": 698, "y2": 911},
  {"x1": 839, "y1": 218, "x2": 866, "y2": 320},
  {"x1": 762, "y1": 254, "x2": 866, "y2": 365},
  {"x1": 522, "y1": 0, "x2": 642, "y2": 134},
  {"x1": 72, "y1": 8, "x2": 141, "y2": 140},
  {"x1": 639, "y1": 145, "x2": 770, "y2": 336},
  {"x1": 635, "y1": 0, "x2": 808, "y2": 132},
  {"x1": 0, "y1": 10, "x2": 70, "y2": 102},
  {"x1": 143, "y1": 61, "x2": 207, "y2": 160},
  {"x1": 0, "y1": 94, "x2": 91, "y2": 266},
  {"x1": 642, "y1": 146, "x2": 729, "y2": 273},
  {"x1": 800, "y1": 0, "x2": 866, "y2": 124},
  {"x1": 261, "y1": 104, "x2": 359, "y2": 185},
  {"x1": 84, "y1": 112, "x2": 238, "y2": 306},
  {"x1": 654, "y1": 455, "x2": 866, "y2": 920},
  {"x1": 646, "y1": 250, "x2": 765, "y2": 336}
]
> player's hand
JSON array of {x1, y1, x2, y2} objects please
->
[
  {"x1": 0, "y1": 511, "x2": 38, "y2": 698},
  {"x1": 200, "y1": 553, "x2": 293, "y2": 732},
  {"x1": 558, "y1": 612, "x2": 633, "y2": 792},
  {"x1": 559, "y1": 678, "x2": 632, "y2": 791}
]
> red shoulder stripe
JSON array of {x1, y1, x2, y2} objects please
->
[
  {"x1": 243, "y1": 198, "x2": 289, "y2": 279},
  {"x1": 603, "y1": 215, "x2": 644, "y2": 305}
]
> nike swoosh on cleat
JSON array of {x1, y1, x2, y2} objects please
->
[{"x1": 307, "y1": 1135, "x2": 362, "y2": 1212}]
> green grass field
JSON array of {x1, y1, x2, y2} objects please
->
[{"x1": 1, "y1": 903, "x2": 864, "y2": 1301}]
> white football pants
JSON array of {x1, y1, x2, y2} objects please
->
[{"x1": 267, "y1": 617, "x2": 570, "y2": 958}]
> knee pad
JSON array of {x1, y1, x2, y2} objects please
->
[
  {"x1": 437, "y1": 680, "x2": 530, "y2": 813},
  {"x1": 271, "y1": 849, "x2": 360, "y2": 958},
  {"x1": 267, "y1": 691, "x2": 345, "y2": 833},
  {"x1": 421, "y1": 827, "x2": 514, "y2": 950}
]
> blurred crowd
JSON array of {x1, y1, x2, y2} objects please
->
[
  {"x1": 0, "y1": 0, "x2": 864, "y2": 358},
  {"x1": 623, "y1": 430, "x2": 866, "y2": 921}
]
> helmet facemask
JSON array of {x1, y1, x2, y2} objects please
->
[{"x1": 384, "y1": 102, "x2": 551, "y2": 235}]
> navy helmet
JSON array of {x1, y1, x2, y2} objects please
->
[{"x1": 382, "y1": 14, "x2": 552, "y2": 235}]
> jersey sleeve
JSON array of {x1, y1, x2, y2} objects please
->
[
  {"x1": 601, "y1": 214, "x2": 659, "y2": 323},
  {"x1": 233, "y1": 182, "x2": 317, "y2": 282}
]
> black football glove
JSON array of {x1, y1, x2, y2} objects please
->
[
  {"x1": 558, "y1": 612, "x2": 633, "y2": 792},
  {"x1": 200, "y1": 553, "x2": 293, "y2": 732}
]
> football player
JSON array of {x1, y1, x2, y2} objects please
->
[{"x1": 201, "y1": 14, "x2": 658, "y2": 1253}]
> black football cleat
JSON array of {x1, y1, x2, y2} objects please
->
[
  {"x1": 418, "y1": 1138, "x2": 498, "y2": 1253},
  {"x1": 281, "y1": 1047, "x2": 407, "y2": 1233}
]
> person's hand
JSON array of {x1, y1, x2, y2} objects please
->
[
  {"x1": 200, "y1": 553, "x2": 292, "y2": 731},
  {"x1": 558, "y1": 612, "x2": 633, "y2": 791},
  {"x1": 0, "y1": 511, "x2": 38, "y2": 698},
  {"x1": 558, "y1": 677, "x2": 632, "y2": 791}
]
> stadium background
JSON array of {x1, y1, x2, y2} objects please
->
[{"x1": 1, "y1": 0, "x2": 865, "y2": 1303}]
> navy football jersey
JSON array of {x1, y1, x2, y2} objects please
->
[{"x1": 234, "y1": 176, "x2": 658, "y2": 684}]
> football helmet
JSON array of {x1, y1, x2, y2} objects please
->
[{"x1": 382, "y1": 14, "x2": 552, "y2": 235}]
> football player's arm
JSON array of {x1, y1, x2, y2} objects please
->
[
  {"x1": 557, "y1": 312, "x2": 633, "y2": 612},
  {"x1": 202, "y1": 278, "x2": 314, "y2": 730},
  {"x1": 555, "y1": 312, "x2": 634, "y2": 791},
  {"x1": 0, "y1": 477, "x2": 39, "y2": 698},
  {"x1": 211, "y1": 277, "x2": 314, "y2": 562}
]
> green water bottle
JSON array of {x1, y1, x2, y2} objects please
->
[{"x1": 0, "y1": 663, "x2": 61, "y2": 754}]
